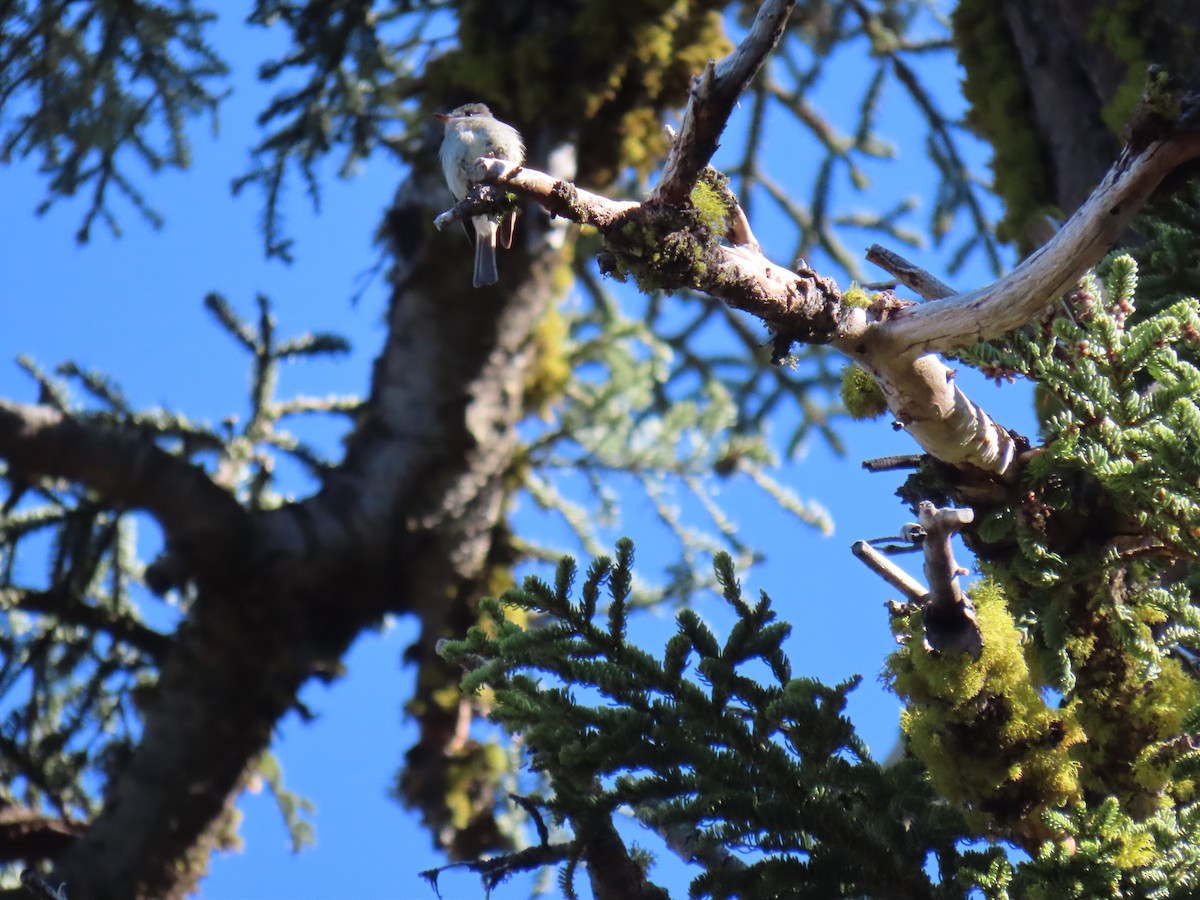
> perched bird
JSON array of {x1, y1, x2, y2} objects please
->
[{"x1": 436, "y1": 103, "x2": 525, "y2": 288}]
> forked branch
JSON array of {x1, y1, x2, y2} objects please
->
[
  {"x1": 450, "y1": 84, "x2": 1200, "y2": 480},
  {"x1": 652, "y1": 0, "x2": 798, "y2": 205}
]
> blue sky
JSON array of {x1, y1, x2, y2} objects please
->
[{"x1": 0, "y1": 9, "x2": 1039, "y2": 900}]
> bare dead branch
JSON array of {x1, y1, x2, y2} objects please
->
[
  {"x1": 484, "y1": 161, "x2": 850, "y2": 342},
  {"x1": 435, "y1": 160, "x2": 639, "y2": 232},
  {"x1": 916, "y1": 501, "x2": 980, "y2": 657},
  {"x1": 846, "y1": 352, "x2": 1022, "y2": 477},
  {"x1": 862, "y1": 454, "x2": 923, "y2": 472},
  {"x1": 725, "y1": 198, "x2": 761, "y2": 251},
  {"x1": 865, "y1": 244, "x2": 956, "y2": 301},
  {"x1": 651, "y1": 0, "x2": 797, "y2": 205},
  {"x1": 480, "y1": 162, "x2": 1020, "y2": 475},
  {"x1": 875, "y1": 130, "x2": 1200, "y2": 358},
  {"x1": 463, "y1": 98, "x2": 1200, "y2": 482},
  {"x1": 851, "y1": 540, "x2": 928, "y2": 603}
]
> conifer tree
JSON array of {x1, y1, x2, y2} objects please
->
[{"x1": 4, "y1": 2, "x2": 1200, "y2": 899}]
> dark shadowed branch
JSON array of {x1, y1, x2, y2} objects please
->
[
  {"x1": 0, "y1": 807, "x2": 78, "y2": 863},
  {"x1": 0, "y1": 586, "x2": 170, "y2": 659},
  {"x1": 0, "y1": 400, "x2": 248, "y2": 558}
]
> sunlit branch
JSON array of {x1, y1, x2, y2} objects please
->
[
  {"x1": 851, "y1": 539, "x2": 928, "y2": 603},
  {"x1": 876, "y1": 127, "x2": 1200, "y2": 358},
  {"x1": 442, "y1": 90, "x2": 1200, "y2": 482},
  {"x1": 915, "y1": 501, "x2": 980, "y2": 657},
  {"x1": 865, "y1": 243, "x2": 956, "y2": 301},
  {"x1": 651, "y1": 0, "x2": 797, "y2": 205}
]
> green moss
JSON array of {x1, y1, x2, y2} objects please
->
[
  {"x1": 443, "y1": 741, "x2": 510, "y2": 831},
  {"x1": 568, "y1": 0, "x2": 730, "y2": 182},
  {"x1": 1072, "y1": 623, "x2": 1200, "y2": 815},
  {"x1": 690, "y1": 176, "x2": 730, "y2": 236},
  {"x1": 839, "y1": 364, "x2": 887, "y2": 420},
  {"x1": 1087, "y1": 0, "x2": 1154, "y2": 132},
  {"x1": 423, "y1": 0, "x2": 730, "y2": 186},
  {"x1": 842, "y1": 281, "x2": 874, "y2": 309},
  {"x1": 1140, "y1": 65, "x2": 1183, "y2": 120},
  {"x1": 951, "y1": 0, "x2": 1055, "y2": 246},
  {"x1": 887, "y1": 578, "x2": 1084, "y2": 842},
  {"x1": 598, "y1": 204, "x2": 718, "y2": 293},
  {"x1": 523, "y1": 304, "x2": 571, "y2": 420}
]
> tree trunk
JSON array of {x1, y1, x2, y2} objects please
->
[{"x1": 956, "y1": 0, "x2": 1200, "y2": 242}]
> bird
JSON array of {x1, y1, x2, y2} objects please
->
[{"x1": 436, "y1": 103, "x2": 525, "y2": 288}]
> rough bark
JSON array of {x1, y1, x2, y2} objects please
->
[
  {"x1": 31, "y1": 153, "x2": 563, "y2": 899},
  {"x1": 963, "y1": 0, "x2": 1200, "y2": 235},
  {"x1": 998, "y1": 0, "x2": 1123, "y2": 218},
  {"x1": 3, "y1": 0, "x2": 737, "y2": 889},
  {"x1": 10, "y1": 2, "x2": 1200, "y2": 896},
  {"x1": 487, "y1": 97, "x2": 1200, "y2": 482}
]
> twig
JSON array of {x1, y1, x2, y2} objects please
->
[
  {"x1": 851, "y1": 540, "x2": 928, "y2": 603},
  {"x1": 435, "y1": 159, "x2": 639, "y2": 232},
  {"x1": 651, "y1": 0, "x2": 797, "y2": 205},
  {"x1": 0, "y1": 587, "x2": 169, "y2": 659},
  {"x1": 865, "y1": 244, "x2": 956, "y2": 301},
  {"x1": 19, "y1": 871, "x2": 68, "y2": 900},
  {"x1": 862, "y1": 454, "x2": 923, "y2": 472}
]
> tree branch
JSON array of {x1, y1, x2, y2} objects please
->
[
  {"x1": 873, "y1": 130, "x2": 1200, "y2": 358},
  {"x1": 915, "y1": 501, "x2": 980, "y2": 657},
  {"x1": 0, "y1": 401, "x2": 249, "y2": 562},
  {"x1": 0, "y1": 807, "x2": 78, "y2": 863},
  {"x1": 482, "y1": 160, "x2": 850, "y2": 341},
  {"x1": 472, "y1": 96, "x2": 1200, "y2": 480},
  {"x1": 0, "y1": 587, "x2": 170, "y2": 659},
  {"x1": 651, "y1": 0, "x2": 796, "y2": 205},
  {"x1": 585, "y1": 819, "x2": 670, "y2": 900},
  {"x1": 470, "y1": 171, "x2": 1006, "y2": 474},
  {"x1": 851, "y1": 540, "x2": 928, "y2": 603},
  {"x1": 865, "y1": 244, "x2": 956, "y2": 301}
]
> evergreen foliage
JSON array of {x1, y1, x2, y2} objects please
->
[
  {"x1": 236, "y1": 0, "x2": 428, "y2": 260},
  {"x1": 518, "y1": 296, "x2": 834, "y2": 604},
  {"x1": 1, "y1": 0, "x2": 228, "y2": 241},
  {"x1": 448, "y1": 250, "x2": 1200, "y2": 896},
  {"x1": 7, "y1": 1, "x2": 1200, "y2": 897},
  {"x1": 442, "y1": 542, "x2": 967, "y2": 899}
]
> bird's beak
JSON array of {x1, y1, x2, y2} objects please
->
[{"x1": 434, "y1": 112, "x2": 451, "y2": 122}]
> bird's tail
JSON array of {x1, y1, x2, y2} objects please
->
[{"x1": 473, "y1": 218, "x2": 499, "y2": 288}]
